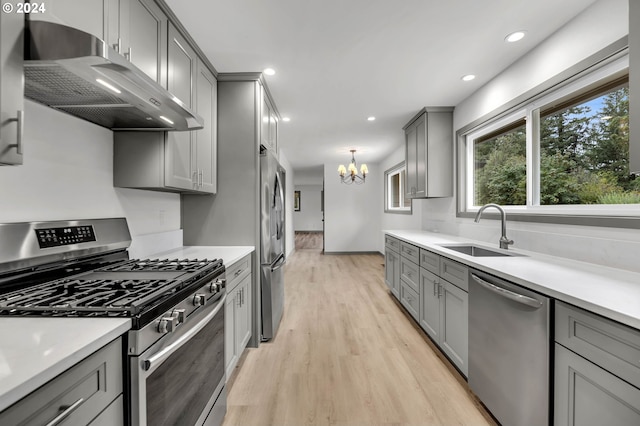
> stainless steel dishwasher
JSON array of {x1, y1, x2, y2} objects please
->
[{"x1": 468, "y1": 269, "x2": 551, "y2": 426}]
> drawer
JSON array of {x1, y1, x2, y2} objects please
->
[
  {"x1": 385, "y1": 235, "x2": 400, "y2": 253},
  {"x1": 400, "y1": 256, "x2": 419, "y2": 292},
  {"x1": 439, "y1": 258, "x2": 468, "y2": 291},
  {"x1": 555, "y1": 301, "x2": 640, "y2": 389},
  {"x1": 0, "y1": 337, "x2": 123, "y2": 426},
  {"x1": 400, "y1": 281, "x2": 419, "y2": 321},
  {"x1": 420, "y1": 248, "x2": 439, "y2": 275},
  {"x1": 226, "y1": 253, "x2": 251, "y2": 291},
  {"x1": 400, "y1": 241, "x2": 420, "y2": 265}
]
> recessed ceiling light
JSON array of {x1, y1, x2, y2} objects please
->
[
  {"x1": 505, "y1": 31, "x2": 526, "y2": 43},
  {"x1": 367, "y1": 116, "x2": 376, "y2": 121},
  {"x1": 282, "y1": 117, "x2": 291, "y2": 122},
  {"x1": 263, "y1": 68, "x2": 276, "y2": 76},
  {"x1": 461, "y1": 74, "x2": 476, "y2": 82}
]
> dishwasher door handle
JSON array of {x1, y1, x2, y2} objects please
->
[{"x1": 471, "y1": 273, "x2": 542, "y2": 309}]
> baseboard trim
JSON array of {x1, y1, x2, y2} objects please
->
[{"x1": 323, "y1": 251, "x2": 383, "y2": 255}]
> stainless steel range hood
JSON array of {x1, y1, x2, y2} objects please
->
[{"x1": 24, "y1": 20, "x2": 203, "y2": 131}]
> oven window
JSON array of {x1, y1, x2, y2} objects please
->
[{"x1": 146, "y1": 307, "x2": 225, "y2": 425}]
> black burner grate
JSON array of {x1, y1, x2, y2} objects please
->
[
  {"x1": 0, "y1": 277, "x2": 181, "y2": 316},
  {"x1": 98, "y1": 258, "x2": 218, "y2": 273}
]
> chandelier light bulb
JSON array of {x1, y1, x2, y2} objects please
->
[{"x1": 338, "y1": 150, "x2": 368, "y2": 184}]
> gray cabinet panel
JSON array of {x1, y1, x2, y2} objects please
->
[
  {"x1": 554, "y1": 343, "x2": 640, "y2": 426},
  {"x1": 403, "y1": 107, "x2": 454, "y2": 199},
  {"x1": 89, "y1": 395, "x2": 124, "y2": 426},
  {"x1": 43, "y1": 0, "x2": 108, "y2": 39},
  {"x1": 166, "y1": 24, "x2": 197, "y2": 190},
  {"x1": 128, "y1": 0, "x2": 168, "y2": 85},
  {"x1": 400, "y1": 241, "x2": 419, "y2": 265},
  {"x1": 225, "y1": 254, "x2": 253, "y2": 380},
  {"x1": 0, "y1": 338, "x2": 123, "y2": 425},
  {"x1": 400, "y1": 256, "x2": 419, "y2": 292},
  {"x1": 440, "y1": 258, "x2": 468, "y2": 292},
  {"x1": 194, "y1": 61, "x2": 218, "y2": 194},
  {"x1": 556, "y1": 301, "x2": 640, "y2": 390},
  {"x1": 0, "y1": 9, "x2": 24, "y2": 165},
  {"x1": 440, "y1": 280, "x2": 469, "y2": 376},
  {"x1": 385, "y1": 249, "x2": 400, "y2": 299},
  {"x1": 419, "y1": 268, "x2": 440, "y2": 341},
  {"x1": 419, "y1": 248, "x2": 439, "y2": 275},
  {"x1": 400, "y1": 280, "x2": 419, "y2": 321},
  {"x1": 385, "y1": 235, "x2": 400, "y2": 253}
]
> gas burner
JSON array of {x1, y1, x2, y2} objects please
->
[
  {"x1": 98, "y1": 258, "x2": 219, "y2": 273},
  {"x1": 0, "y1": 277, "x2": 181, "y2": 316}
]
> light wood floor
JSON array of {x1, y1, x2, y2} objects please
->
[
  {"x1": 223, "y1": 239, "x2": 494, "y2": 425},
  {"x1": 294, "y1": 231, "x2": 324, "y2": 250}
]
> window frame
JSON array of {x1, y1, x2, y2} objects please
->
[
  {"x1": 384, "y1": 161, "x2": 412, "y2": 214},
  {"x1": 457, "y1": 47, "x2": 640, "y2": 229}
]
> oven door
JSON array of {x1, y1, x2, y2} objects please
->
[{"x1": 130, "y1": 293, "x2": 226, "y2": 426}]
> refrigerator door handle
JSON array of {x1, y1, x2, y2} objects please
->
[{"x1": 271, "y1": 253, "x2": 286, "y2": 272}]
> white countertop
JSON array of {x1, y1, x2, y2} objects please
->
[
  {"x1": 150, "y1": 245, "x2": 255, "y2": 268},
  {"x1": 0, "y1": 317, "x2": 130, "y2": 412},
  {"x1": 385, "y1": 230, "x2": 640, "y2": 330}
]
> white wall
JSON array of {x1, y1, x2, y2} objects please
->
[
  {"x1": 324, "y1": 162, "x2": 381, "y2": 252},
  {"x1": 0, "y1": 101, "x2": 181, "y2": 237},
  {"x1": 294, "y1": 184, "x2": 323, "y2": 231},
  {"x1": 416, "y1": 0, "x2": 640, "y2": 272}
]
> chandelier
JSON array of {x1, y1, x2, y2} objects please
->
[{"x1": 338, "y1": 149, "x2": 368, "y2": 184}]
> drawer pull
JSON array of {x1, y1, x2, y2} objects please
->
[
  {"x1": 45, "y1": 398, "x2": 84, "y2": 426},
  {"x1": 235, "y1": 269, "x2": 242, "y2": 277}
]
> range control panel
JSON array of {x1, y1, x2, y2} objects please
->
[{"x1": 35, "y1": 225, "x2": 96, "y2": 248}]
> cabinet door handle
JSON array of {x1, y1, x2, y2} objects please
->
[
  {"x1": 192, "y1": 171, "x2": 198, "y2": 185},
  {"x1": 113, "y1": 37, "x2": 121, "y2": 53},
  {"x1": 199, "y1": 170, "x2": 203, "y2": 186},
  {"x1": 438, "y1": 284, "x2": 443, "y2": 298},
  {"x1": 433, "y1": 281, "x2": 438, "y2": 296},
  {"x1": 125, "y1": 47, "x2": 132, "y2": 61},
  {"x1": 45, "y1": 398, "x2": 84, "y2": 426},
  {"x1": 8, "y1": 110, "x2": 23, "y2": 155}
]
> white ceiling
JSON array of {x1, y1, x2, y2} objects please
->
[{"x1": 165, "y1": 0, "x2": 598, "y2": 172}]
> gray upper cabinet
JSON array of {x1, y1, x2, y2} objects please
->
[
  {"x1": 194, "y1": 61, "x2": 218, "y2": 194},
  {"x1": 44, "y1": 0, "x2": 167, "y2": 85},
  {"x1": 113, "y1": 23, "x2": 217, "y2": 194},
  {"x1": 0, "y1": 9, "x2": 24, "y2": 165},
  {"x1": 403, "y1": 107, "x2": 454, "y2": 199},
  {"x1": 165, "y1": 24, "x2": 198, "y2": 191}
]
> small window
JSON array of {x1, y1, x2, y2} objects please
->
[{"x1": 385, "y1": 162, "x2": 412, "y2": 214}]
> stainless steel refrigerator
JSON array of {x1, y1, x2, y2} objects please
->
[{"x1": 260, "y1": 148, "x2": 286, "y2": 341}]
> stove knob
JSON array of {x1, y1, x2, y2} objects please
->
[
  {"x1": 209, "y1": 278, "x2": 225, "y2": 293},
  {"x1": 193, "y1": 293, "x2": 207, "y2": 307},
  {"x1": 171, "y1": 308, "x2": 186, "y2": 324},
  {"x1": 158, "y1": 316, "x2": 178, "y2": 333}
]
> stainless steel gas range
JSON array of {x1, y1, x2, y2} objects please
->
[{"x1": 0, "y1": 218, "x2": 227, "y2": 426}]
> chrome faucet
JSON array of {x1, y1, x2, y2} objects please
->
[{"x1": 474, "y1": 203, "x2": 514, "y2": 249}]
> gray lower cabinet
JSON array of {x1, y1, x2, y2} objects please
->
[
  {"x1": 555, "y1": 344, "x2": 640, "y2": 426},
  {"x1": 419, "y1": 261, "x2": 468, "y2": 377},
  {"x1": 384, "y1": 249, "x2": 400, "y2": 299},
  {"x1": 224, "y1": 254, "x2": 253, "y2": 380},
  {"x1": 384, "y1": 236, "x2": 401, "y2": 299},
  {"x1": 554, "y1": 301, "x2": 640, "y2": 425},
  {"x1": 0, "y1": 8, "x2": 23, "y2": 165},
  {"x1": 0, "y1": 337, "x2": 124, "y2": 425}
]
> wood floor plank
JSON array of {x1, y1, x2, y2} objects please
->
[{"x1": 223, "y1": 242, "x2": 495, "y2": 426}]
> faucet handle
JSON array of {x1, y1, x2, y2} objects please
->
[{"x1": 500, "y1": 237, "x2": 514, "y2": 249}]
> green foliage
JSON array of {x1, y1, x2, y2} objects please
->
[
  {"x1": 597, "y1": 191, "x2": 640, "y2": 204},
  {"x1": 473, "y1": 85, "x2": 636, "y2": 205}
]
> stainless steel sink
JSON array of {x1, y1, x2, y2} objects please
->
[{"x1": 439, "y1": 244, "x2": 522, "y2": 257}]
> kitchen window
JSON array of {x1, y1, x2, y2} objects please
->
[
  {"x1": 385, "y1": 162, "x2": 412, "y2": 214},
  {"x1": 458, "y1": 53, "x2": 639, "y2": 225}
]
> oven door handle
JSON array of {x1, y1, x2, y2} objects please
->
[{"x1": 143, "y1": 294, "x2": 226, "y2": 373}]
